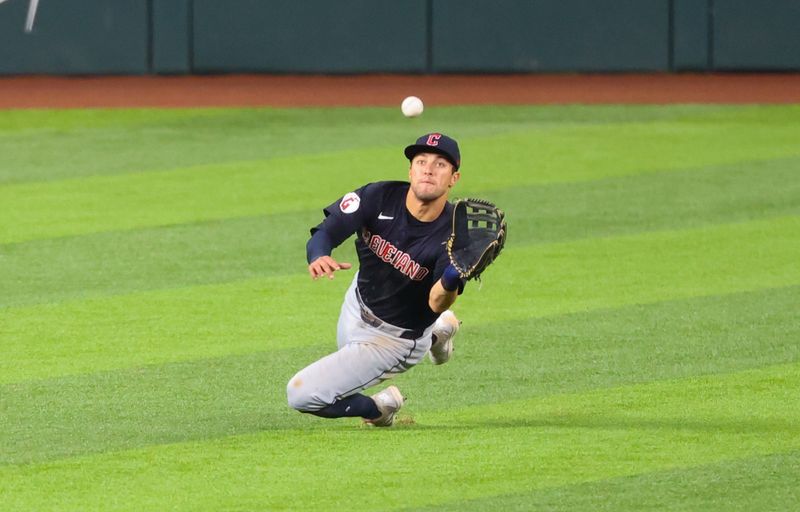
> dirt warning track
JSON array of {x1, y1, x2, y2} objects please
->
[{"x1": 1, "y1": 73, "x2": 799, "y2": 109}]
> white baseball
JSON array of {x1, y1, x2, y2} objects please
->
[{"x1": 401, "y1": 96, "x2": 424, "y2": 117}]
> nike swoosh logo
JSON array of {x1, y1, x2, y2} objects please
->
[{"x1": 378, "y1": 213, "x2": 394, "y2": 220}]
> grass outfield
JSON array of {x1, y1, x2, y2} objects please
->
[{"x1": 1, "y1": 104, "x2": 798, "y2": 510}]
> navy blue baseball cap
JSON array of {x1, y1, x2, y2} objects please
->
[{"x1": 404, "y1": 133, "x2": 461, "y2": 170}]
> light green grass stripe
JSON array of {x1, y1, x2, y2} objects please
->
[
  {"x1": 407, "y1": 451, "x2": 800, "y2": 511},
  {"x1": 0, "y1": 274, "x2": 339, "y2": 385},
  {"x1": 466, "y1": 121, "x2": 799, "y2": 191},
  {"x1": 2, "y1": 118, "x2": 797, "y2": 244},
  {"x1": 466, "y1": 215, "x2": 800, "y2": 324},
  {"x1": 2, "y1": 215, "x2": 797, "y2": 384},
  {"x1": 0, "y1": 108, "x2": 224, "y2": 133},
  {"x1": 2, "y1": 363, "x2": 797, "y2": 511}
]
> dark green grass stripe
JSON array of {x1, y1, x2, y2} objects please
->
[
  {"x1": 0, "y1": 345, "x2": 316, "y2": 466},
  {"x1": 404, "y1": 451, "x2": 800, "y2": 512},
  {"x1": 0, "y1": 210, "x2": 320, "y2": 308},
  {"x1": 494, "y1": 156, "x2": 800, "y2": 245},
  {"x1": 2, "y1": 159, "x2": 796, "y2": 309},
  {"x1": 0, "y1": 105, "x2": 735, "y2": 185},
  {"x1": 2, "y1": 286, "x2": 796, "y2": 466},
  {"x1": 406, "y1": 285, "x2": 800, "y2": 410}
]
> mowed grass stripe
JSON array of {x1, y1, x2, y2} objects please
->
[
  {"x1": 1, "y1": 151, "x2": 393, "y2": 245},
  {"x1": 1, "y1": 274, "x2": 342, "y2": 385},
  {"x1": 0, "y1": 107, "x2": 414, "y2": 184},
  {"x1": 465, "y1": 120, "x2": 799, "y2": 192},
  {"x1": 3, "y1": 285, "x2": 797, "y2": 465},
  {"x1": 415, "y1": 285, "x2": 799, "y2": 411},
  {"x1": 409, "y1": 451, "x2": 800, "y2": 511},
  {"x1": 2, "y1": 363, "x2": 797, "y2": 510},
  {"x1": 3, "y1": 113, "x2": 799, "y2": 244},
  {"x1": 495, "y1": 157, "x2": 800, "y2": 244},
  {"x1": 0, "y1": 210, "x2": 321, "y2": 308},
  {"x1": 2, "y1": 215, "x2": 797, "y2": 384},
  {"x1": 471, "y1": 215, "x2": 799, "y2": 324},
  {"x1": 0, "y1": 105, "x2": 752, "y2": 184},
  {"x1": 0, "y1": 212, "x2": 800, "y2": 380},
  {"x1": 3, "y1": 159, "x2": 798, "y2": 308}
]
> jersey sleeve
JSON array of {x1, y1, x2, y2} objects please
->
[{"x1": 310, "y1": 183, "x2": 381, "y2": 248}]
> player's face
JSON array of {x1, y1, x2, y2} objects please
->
[{"x1": 408, "y1": 152, "x2": 460, "y2": 202}]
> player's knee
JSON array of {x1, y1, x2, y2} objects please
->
[{"x1": 286, "y1": 376, "x2": 318, "y2": 412}]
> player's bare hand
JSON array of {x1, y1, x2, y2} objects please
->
[{"x1": 308, "y1": 256, "x2": 352, "y2": 280}]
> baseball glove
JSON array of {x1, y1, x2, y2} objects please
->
[{"x1": 447, "y1": 198, "x2": 507, "y2": 281}]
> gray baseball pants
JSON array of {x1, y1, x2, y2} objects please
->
[{"x1": 286, "y1": 274, "x2": 433, "y2": 412}]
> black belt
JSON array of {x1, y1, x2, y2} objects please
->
[{"x1": 356, "y1": 291, "x2": 424, "y2": 340}]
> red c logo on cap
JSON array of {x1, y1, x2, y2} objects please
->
[{"x1": 426, "y1": 134, "x2": 441, "y2": 146}]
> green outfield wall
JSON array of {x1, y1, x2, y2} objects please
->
[{"x1": 0, "y1": 0, "x2": 798, "y2": 75}]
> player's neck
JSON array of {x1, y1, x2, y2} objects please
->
[{"x1": 405, "y1": 192, "x2": 447, "y2": 222}]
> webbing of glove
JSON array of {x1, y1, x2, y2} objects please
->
[{"x1": 447, "y1": 198, "x2": 507, "y2": 281}]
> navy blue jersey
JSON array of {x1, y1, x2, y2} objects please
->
[{"x1": 311, "y1": 181, "x2": 455, "y2": 331}]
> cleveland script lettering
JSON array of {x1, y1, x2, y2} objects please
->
[{"x1": 364, "y1": 231, "x2": 429, "y2": 281}]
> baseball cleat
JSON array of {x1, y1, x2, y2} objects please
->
[
  {"x1": 429, "y1": 310, "x2": 460, "y2": 365},
  {"x1": 365, "y1": 385, "x2": 405, "y2": 427}
]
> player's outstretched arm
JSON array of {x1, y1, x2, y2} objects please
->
[
  {"x1": 429, "y1": 280, "x2": 458, "y2": 313},
  {"x1": 308, "y1": 256, "x2": 352, "y2": 280},
  {"x1": 306, "y1": 228, "x2": 351, "y2": 280},
  {"x1": 428, "y1": 265, "x2": 461, "y2": 312}
]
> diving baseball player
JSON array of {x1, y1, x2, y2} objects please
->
[{"x1": 286, "y1": 133, "x2": 466, "y2": 426}]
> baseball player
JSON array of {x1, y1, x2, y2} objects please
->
[{"x1": 286, "y1": 133, "x2": 466, "y2": 426}]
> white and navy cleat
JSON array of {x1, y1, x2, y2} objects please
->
[
  {"x1": 429, "y1": 310, "x2": 460, "y2": 365},
  {"x1": 365, "y1": 385, "x2": 405, "y2": 427}
]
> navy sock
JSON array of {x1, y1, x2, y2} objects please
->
[{"x1": 309, "y1": 393, "x2": 381, "y2": 420}]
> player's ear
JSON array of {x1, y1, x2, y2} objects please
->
[{"x1": 449, "y1": 171, "x2": 461, "y2": 187}]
